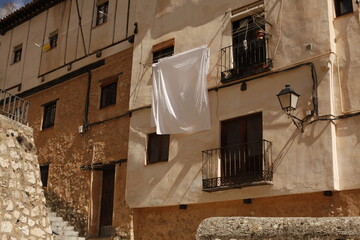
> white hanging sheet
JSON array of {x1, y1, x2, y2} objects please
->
[{"x1": 152, "y1": 45, "x2": 211, "y2": 134}]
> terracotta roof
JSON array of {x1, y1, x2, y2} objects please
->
[{"x1": 0, "y1": 0, "x2": 65, "y2": 35}]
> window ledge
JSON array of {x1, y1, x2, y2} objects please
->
[
  {"x1": 202, "y1": 180, "x2": 273, "y2": 192},
  {"x1": 335, "y1": 11, "x2": 354, "y2": 18},
  {"x1": 93, "y1": 21, "x2": 108, "y2": 29}
]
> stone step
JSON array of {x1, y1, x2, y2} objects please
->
[
  {"x1": 49, "y1": 216, "x2": 63, "y2": 222},
  {"x1": 47, "y1": 208, "x2": 83, "y2": 239},
  {"x1": 54, "y1": 236, "x2": 85, "y2": 240},
  {"x1": 48, "y1": 212, "x2": 57, "y2": 218},
  {"x1": 52, "y1": 227, "x2": 76, "y2": 235},
  {"x1": 51, "y1": 221, "x2": 69, "y2": 227}
]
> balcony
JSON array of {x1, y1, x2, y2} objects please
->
[
  {"x1": 202, "y1": 140, "x2": 273, "y2": 192},
  {"x1": 220, "y1": 39, "x2": 272, "y2": 83},
  {"x1": 0, "y1": 89, "x2": 30, "y2": 125}
]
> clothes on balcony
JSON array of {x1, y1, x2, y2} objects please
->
[{"x1": 152, "y1": 45, "x2": 210, "y2": 134}]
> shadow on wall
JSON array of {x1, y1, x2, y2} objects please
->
[{"x1": 44, "y1": 189, "x2": 88, "y2": 237}]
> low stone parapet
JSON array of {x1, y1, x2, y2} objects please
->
[
  {"x1": 0, "y1": 115, "x2": 52, "y2": 239},
  {"x1": 196, "y1": 216, "x2": 360, "y2": 240}
]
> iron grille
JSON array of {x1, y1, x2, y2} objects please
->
[
  {"x1": 0, "y1": 89, "x2": 30, "y2": 125},
  {"x1": 202, "y1": 140, "x2": 273, "y2": 192},
  {"x1": 220, "y1": 40, "x2": 272, "y2": 83}
]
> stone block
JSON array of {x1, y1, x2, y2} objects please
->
[
  {"x1": 1, "y1": 221, "x2": 13, "y2": 233},
  {"x1": 196, "y1": 217, "x2": 360, "y2": 240}
]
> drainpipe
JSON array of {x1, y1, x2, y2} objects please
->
[{"x1": 84, "y1": 71, "x2": 91, "y2": 132}]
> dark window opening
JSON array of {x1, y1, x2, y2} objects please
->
[
  {"x1": 96, "y1": 1, "x2": 109, "y2": 26},
  {"x1": 13, "y1": 46, "x2": 22, "y2": 63},
  {"x1": 147, "y1": 133, "x2": 170, "y2": 164},
  {"x1": 40, "y1": 164, "x2": 49, "y2": 187},
  {"x1": 42, "y1": 101, "x2": 57, "y2": 129},
  {"x1": 153, "y1": 45, "x2": 174, "y2": 63},
  {"x1": 220, "y1": 14, "x2": 272, "y2": 83},
  {"x1": 49, "y1": 33, "x2": 58, "y2": 49},
  {"x1": 100, "y1": 82, "x2": 117, "y2": 108},
  {"x1": 334, "y1": 0, "x2": 353, "y2": 17}
]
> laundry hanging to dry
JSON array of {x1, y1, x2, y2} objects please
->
[{"x1": 152, "y1": 45, "x2": 211, "y2": 134}]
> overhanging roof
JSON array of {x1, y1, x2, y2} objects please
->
[{"x1": 0, "y1": 0, "x2": 65, "y2": 35}]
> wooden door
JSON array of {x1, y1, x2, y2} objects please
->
[
  {"x1": 99, "y1": 165, "x2": 115, "y2": 236},
  {"x1": 221, "y1": 113, "x2": 262, "y2": 182}
]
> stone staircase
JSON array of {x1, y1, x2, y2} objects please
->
[{"x1": 48, "y1": 208, "x2": 85, "y2": 240}]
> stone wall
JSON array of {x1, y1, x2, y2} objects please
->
[
  {"x1": 0, "y1": 115, "x2": 52, "y2": 239},
  {"x1": 25, "y1": 47, "x2": 133, "y2": 237},
  {"x1": 196, "y1": 217, "x2": 360, "y2": 240}
]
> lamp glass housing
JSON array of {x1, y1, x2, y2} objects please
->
[{"x1": 277, "y1": 85, "x2": 300, "y2": 114}]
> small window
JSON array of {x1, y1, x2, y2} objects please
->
[
  {"x1": 152, "y1": 46, "x2": 174, "y2": 63},
  {"x1": 13, "y1": 45, "x2": 22, "y2": 63},
  {"x1": 100, "y1": 82, "x2": 117, "y2": 108},
  {"x1": 40, "y1": 164, "x2": 49, "y2": 187},
  {"x1": 334, "y1": 0, "x2": 353, "y2": 17},
  {"x1": 49, "y1": 31, "x2": 58, "y2": 49},
  {"x1": 42, "y1": 100, "x2": 57, "y2": 129},
  {"x1": 147, "y1": 133, "x2": 170, "y2": 164},
  {"x1": 96, "y1": 1, "x2": 109, "y2": 26}
]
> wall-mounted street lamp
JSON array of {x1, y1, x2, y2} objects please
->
[
  {"x1": 277, "y1": 85, "x2": 299, "y2": 115},
  {"x1": 277, "y1": 85, "x2": 308, "y2": 132},
  {"x1": 275, "y1": 63, "x2": 360, "y2": 133}
]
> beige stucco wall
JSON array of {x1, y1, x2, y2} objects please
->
[
  {"x1": 332, "y1": 3, "x2": 360, "y2": 190},
  {"x1": 126, "y1": 0, "x2": 360, "y2": 208},
  {"x1": 0, "y1": 0, "x2": 136, "y2": 95}
]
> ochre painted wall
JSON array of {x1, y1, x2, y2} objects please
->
[
  {"x1": 133, "y1": 189, "x2": 360, "y2": 240},
  {"x1": 24, "y1": 47, "x2": 133, "y2": 236}
]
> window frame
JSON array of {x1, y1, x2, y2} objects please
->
[
  {"x1": 152, "y1": 38, "x2": 175, "y2": 63},
  {"x1": 13, "y1": 45, "x2": 22, "y2": 64},
  {"x1": 95, "y1": 1, "x2": 109, "y2": 26},
  {"x1": 48, "y1": 31, "x2": 58, "y2": 50},
  {"x1": 42, "y1": 100, "x2": 57, "y2": 129},
  {"x1": 147, "y1": 133, "x2": 170, "y2": 165},
  {"x1": 100, "y1": 81, "x2": 117, "y2": 109},
  {"x1": 334, "y1": 0, "x2": 353, "y2": 17}
]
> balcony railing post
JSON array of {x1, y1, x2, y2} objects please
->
[
  {"x1": 0, "y1": 89, "x2": 30, "y2": 125},
  {"x1": 220, "y1": 38, "x2": 271, "y2": 83},
  {"x1": 202, "y1": 139, "x2": 273, "y2": 191}
]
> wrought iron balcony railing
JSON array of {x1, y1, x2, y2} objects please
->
[
  {"x1": 202, "y1": 140, "x2": 272, "y2": 192},
  {"x1": 0, "y1": 89, "x2": 30, "y2": 125},
  {"x1": 220, "y1": 39, "x2": 272, "y2": 83}
]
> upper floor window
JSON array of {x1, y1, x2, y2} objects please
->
[
  {"x1": 100, "y1": 81, "x2": 117, "y2": 108},
  {"x1": 153, "y1": 46, "x2": 174, "y2": 63},
  {"x1": 13, "y1": 45, "x2": 22, "y2": 63},
  {"x1": 147, "y1": 133, "x2": 170, "y2": 164},
  {"x1": 49, "y1": 31, "x2": 58, "y2": 49},
  {"x1": 152, "y1": 39, "x2": 175, "y2": 63},
  {"x1": 334, "y1": 0, "x2": 353, "y2": 17},
  {"x1": 42, "y1": 100, "x2": 57, "y2": 129},
  {"x1": 96, "y1": 0, "x2": 109, "y2": 26},
  {"x1": 221, "y1": 9, "x2": 272, "y2": 83}
]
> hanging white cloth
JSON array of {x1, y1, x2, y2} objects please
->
[{"x1": 152, "y1": 45, "x2": 211, "y2": 134}]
